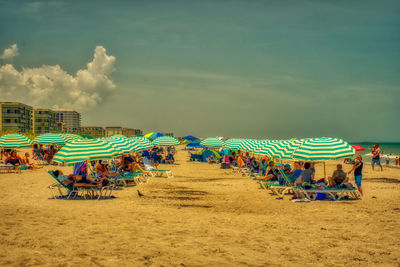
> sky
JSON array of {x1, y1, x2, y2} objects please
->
[{"x1": 0, "y1": 0, "x2": 399, "y2": 141}]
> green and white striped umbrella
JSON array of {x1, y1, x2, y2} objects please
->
[
  {"x1": 62, "y1": 133, "x2": 83, "y2": 142},
  {"x1": 0, "y1": 134, "x2": 32, "y2": 149},
  {"x1": 100, "y1": 137, "x2": 136, "y2": 155},
  {"x1": 238, "y1": 139, "x2": 266, "y2": 154},
  {"x1": 33, "y1": 133, "x2": 68, "y2": 145},
  {"x1": 112, "y1": 134, "x2": 127, "y2": 138},
  {"x1": 224, "y1": 138, "x2": 245, "y2": 149},
  {"x1": 130, "y1": 137, "x2": 154, "y2": 152},
  {"x1": 200, "y1": 137, "x2": 224, "y2": 147},
  {"x1": 53, "y1": 139, "x2": 119, "y2": 164},
  {"x1": 153, "y1": 136, "x2": 179, "y2": 147},
  {"x1": 292, "y1": 137, "x2": 355, "y2": 161}
]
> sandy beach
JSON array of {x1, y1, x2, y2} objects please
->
[{"x1": 0, "y1": 146, "x2": 399, "y2": 266}]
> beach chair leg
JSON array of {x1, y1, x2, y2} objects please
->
[{"x1": 259, "y1": 181, "x2": 267, "y2": 190}]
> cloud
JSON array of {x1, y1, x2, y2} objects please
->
[
  {"x1": 0, "y1": 46, "x2": 116, "y2": 111},
  {"x1": 0, "y1": 44, "x2": 19, "y2": 60}
]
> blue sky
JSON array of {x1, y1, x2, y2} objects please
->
[{"x1": 0, "y1": 0, "x2": 399, "y2": 141}]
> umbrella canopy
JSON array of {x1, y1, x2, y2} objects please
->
[
  {"x1": 351, "y1": 145, "x2": 365, "y2": 151},
  {"x1": 199, "y1": 149, "x2": 222, "y2": 159},
  {"x1": 224, "y1": 138, "x2": 245, "y2": 149},
  {"x1": 53, "y1": 139, "x2": 118, "y2": 164},
  {"x1": 0, "y1": 134, "x2": 32, "y2": 149},
  {"x1": 186, "y1": 142, "x2": 203, "y2": 148},
  {"x1": 130, "y1": 137, "x2": 154, "y2": 152},
  {"x1": 292, "y1": 137, "x2": 355, "y2": 161},
  {"x1": 153, "y1": 136, "x2": 179, "y2": 147},
  {"x1": 143, "y1": 132, "x2": 165, "y2": 140},
  {"x1": 62, "y1": 133, "x2": 84, "y2": 142},
  {"x1": 99, "y1": 137, "x2": 136, "y2": 155},
  {"x1": 183, "y1": 135, "x2": 199, "y2": 141},
  {"x1": 200, "y1": 137, "x2": 224, "y2": 147},
  {"x1": 112, "y1": 134, "x2": 126, "y2": 138},
  {"x1": 33, "y1": 133, "x2": 68, "y2": 145}
]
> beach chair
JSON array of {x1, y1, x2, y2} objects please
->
[
  {"x1": 259, "y1": 169, "x2": 293, "y2": 196},
  {"x1": 293, "y1": 185, "x2": 361, "y2": 201},
  {"x1": 48, "y1": 171, "x2": 113, "y2": 200},
  {"x1": 0, "y1": 164, "x2": 24, "y2": 174},
  {"x1": 143, "y1": 158, "x2": 173, "y2": 178}
]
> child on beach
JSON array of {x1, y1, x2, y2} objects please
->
[{"x1": 348, "y1": 155, "x2": 364, "y2": 196}]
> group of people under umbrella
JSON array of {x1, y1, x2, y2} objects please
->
[{"x1": 190, "y1": 137, "x2": 364, "y2": 199}]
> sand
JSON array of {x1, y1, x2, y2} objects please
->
[{"x1": 0, "y1": 147, "x2": 399, "y2": 266}]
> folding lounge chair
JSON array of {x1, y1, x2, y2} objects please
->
[
  {"x1": 293, "y1": 185, "x2": 361, "y2": 201},
  {"x1": 48, "y1": 171, "x2": 113, "y2": 200},
  {"x1": 143, "y1": 158, "x2": 173, "y2": 178},
  {"x1": 260, "y1": 169, "x2": 294, "y2": 196}
]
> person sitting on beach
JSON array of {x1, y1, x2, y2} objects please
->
[
  {"x1": 164, "y1": 152, "x2": 175, "y2": 164},
  {"x1": 142, "y1": 150, "x2": 151, "y2": 160},
  {"x1": 260, "y1": 161, "x2": 278, "y2": 181},
  {"x1": 260, "y1": 159, "x2": 268, "y2": 175},
  {"x1": 327, "y1": 164, "x2": 348, "y2": 187},
  {"x1": 22, "y1": 153, "x2": 42, "y2": 169},
  {"x1": 296, "y1": 162, "x2": 314, "y2": 187},
  {"x1": 237, "y1": 153, "x2": 245, "y2": 168},
  {"x1": 54, "y1": 169, "x2": 109, "y2": 187},
  {"x1": 250, "y1": 157, "x2": 260, "y2": 173},
  {"x1": 292, "y1": 162, "x2": 303, "y2": 181},
  {"x1": 5, "y1": 151, "x2": 22, "y2": 173}
]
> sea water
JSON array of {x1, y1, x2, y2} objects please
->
[{"x1": 351, "y1": 142, "x2": 400, "y2": 166}]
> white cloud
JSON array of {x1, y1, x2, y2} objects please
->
[
  {"x1": 0, "y1": 44, "x2": 19, "y2": 60},
  {"x1": 0, "y1": 46, "x2": 116, "y2": 111}
]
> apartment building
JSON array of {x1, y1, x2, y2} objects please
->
[
  {"x1": 80, "y1": 126, "x2": 105, "y2": 137},
  {"x1": 33, "y1": 108, "x2": 57, "y2": 134},
  {"x1": 53, "y1": 109, "x2": 81, "y2": 133},
  {"x1": 0, "y1": 102, "x2": 33, "y2": 132}
]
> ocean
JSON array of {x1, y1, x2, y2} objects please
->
[{"x1": 351, "y1": 143, "x2": 400, "y2": 165}]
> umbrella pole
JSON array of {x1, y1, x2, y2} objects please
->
[{"x1": 324, "y1": 161, "x2": 326, "y2": 179}]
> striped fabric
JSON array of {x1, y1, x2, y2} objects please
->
[
  {"x1": 200, "y1": 138, "x2": 224, "y2": 147},
  {"x1": 0, "y1": 134, "x2": 32, "y2": 149},
  {"x1": 223, "y1": 138, "x2": 245, "y2": 149},
  {"x1": 62, "y1": 133, "x2": 83, "y2": 142},
  {"x1": 130, "y1": 137, "x2": 154, "y2": 152},
  {"x1": 292, "y1": 137, "x2": 355, "y2": 161},
  {"x1": 53, "y1": 139, "x2": 118, "y2": 164},
  {"x1": 152, "y1": 136, "x2": 179, "y2": 147},
  {"x1": 33, "y1": 133, "x2": 68, "y2": 145},
  {"x1": 100, "y1": 137, "x2": 136, "y2": 155}
]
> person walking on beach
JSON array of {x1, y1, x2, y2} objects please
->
[
  {"x1": 371, "y1": 144, "x2": 383, "y2": 171},
  {"x1": 348, "y1": 155, "x2": 364, "y2": 196}
]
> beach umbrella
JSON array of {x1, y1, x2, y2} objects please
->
[
  {"x1": 0, "y1": 134, "x2": 32, "y2": 149},
  {"x1": 100, "y1": 137, "x2": 136, "y2": 155},
  {"x1": 200, "y1": 137, "x2": 224, "y2": 147},
  {"x1": 130, "y1": 137, "x2": 154, "y2": 152},
  {"x1": 62, "y1": 133, "x2": 84, "y2": 142},
  {"x1": 186, "y1": 142, "x2": 203, "y2": 148},
  {"x1": 351, "y1": 145, "x2": 365, "y2": 151},
  {"x1": 33, "y1": 133, "x2": 69, "y2": 145},
  {"x1": 224, "y1": 138, "x2": 245, "y2": 149},
  {"x1": 53, "y1": 139, "x2": 119, "y2": 164},
  {"x1": 143, "y1": 132, "x2": 165, "y2": 140},
  {"x1": 153, "y1": 136, "x2": 179, "y2": 147},
  {"x1": 292, "y1": 137, "x2": 355, "y2": 177},
  {"x1": 112, "y1": 134, "x2": 126, "y2": 138},
  {"x1": 183, "y1": 135, "x2": 199, "y2": 141}
]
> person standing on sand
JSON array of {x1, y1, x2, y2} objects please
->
[
  {"x1": 371, "y1": 144, "x2": 383, "y2": 171},
  {"x1": 348, "y1": 155, "x2": 364, "y2": 196}
]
